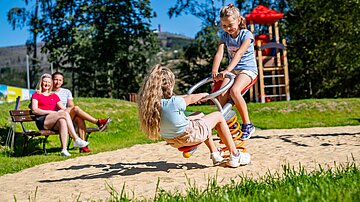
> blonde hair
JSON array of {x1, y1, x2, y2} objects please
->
[
  {"x1": 220, "y1": 3, "x2": 246, "y2": 29},
  {"x1": 36, "y1": 73, "x2": 53, "y2": 94},
  {"x1": 137, "y1": 64, "x2": 175, "y2": 139}
]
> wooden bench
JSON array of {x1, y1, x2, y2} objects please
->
[{"x1": 9, "y1": 96, "x2": 99, "y2": 155}]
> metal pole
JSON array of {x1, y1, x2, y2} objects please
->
[{"x1": 26, "y1": 55, "x2": 30, "y2": 91}]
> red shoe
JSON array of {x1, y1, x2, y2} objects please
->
[
  {"x1": 80, "y1": 146, "x2": 92, "y2": 153},
  {"x1": 97, "y1": 117, "x2": 112, "y2": 132}
]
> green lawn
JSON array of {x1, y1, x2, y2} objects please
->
[
  {"x1": 1, "y1": 98, "x2": 359, "y2": 176},
  {"x1": 0, "y1": 97, "x2": 359, "y2": 201}
]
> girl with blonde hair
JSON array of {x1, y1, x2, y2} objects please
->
[
  {"x1": 212, "y1": 3, "x2": 258, "y2": 141},
  {"x1": 138, "y1": 65, "x2": 250, "y2": 167}
]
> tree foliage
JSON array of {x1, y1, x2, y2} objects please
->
[
  {"x1": 40, "y1": 0, "x2": 159, "y2": 98},
  {"x1": 285, "y1": 0, "x2": 360, "y2": 98},
  {"x1": 168, "y1": 0, "x2": 225, "y2": 93},
  {"x1": 169, "y1": 0, "x2": 360, "y2": 99}
]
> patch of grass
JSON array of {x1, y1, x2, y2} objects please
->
[
  {"x1": 104, "y1": 163, "x2": 360, "y2": 201},
  {"x1": 0, "y1": 98, "x2": 155, "y2": 176},
  {"x1": 188, "y1": 98, "x2": 360, "y2": 129},
  {"x1": 0, "y1": 98, "x2": 359, "y2": 176}
]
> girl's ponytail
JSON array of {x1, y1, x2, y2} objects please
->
[{"x1": 239, "y1": 16, "x2": 246, "y2": 29}]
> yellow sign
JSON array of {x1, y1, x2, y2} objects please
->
[{"x1": 7, "y1": 86, "x2": 22, "y2": 102}]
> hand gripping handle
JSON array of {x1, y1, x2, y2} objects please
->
[{"x1": 187, "y1": 73, "x2": 235, "y2": 115}]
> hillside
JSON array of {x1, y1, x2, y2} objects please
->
[
  {"x1": 0, "y1": 32, "x2": 193, "y2": 88},
  {"x1": 0, "y1": 32, "x2": 193, "y2": 68},
  {"x1": 157, "y1": 31, "x2": 193, "y2": 50},
  {"x1": 0, "y1": 43, "x2": 49, "y2": 68}
]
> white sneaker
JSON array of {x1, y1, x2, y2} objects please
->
[
  {"x1": 61, "y1": 149, "x2": 71, "y2": 157},
  {"x1": 211, "y1": 151, "x2": 225, "y2": 166},
  {"x1": 227, "y1": 151, "x2": 251, "y2": 168},
  {"x1": 73, "y1": 138, "x2": 89, "y2": 148}
]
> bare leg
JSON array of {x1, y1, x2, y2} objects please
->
[
  {"x1": 216, "y1": 78, "x2": 231, "y2": 106},
  {"x1": 63, "y1": 111, "x2": 81, "y2": 140},
  {"x1": 67, "y1": 106, "x2": 97, "y2": 124},
  {"x1": 43, "y1": 111, "x2": 67, "y2": 130},
  {"x1": 187, "y1": 112, "x2": 204, "y2": 120},
  {"x1": 74, "y1": 116, "x2": 86, "y2": 140},
  {"x1": 230, "y1": 74, "x2": 252, "y2": 124},
  {"x1": 204, "y1": 136, "x2": 217, "y2": 153},
  {"x1": 202, "y1": 111, "x2": 237, "y2": 155},
  {"x1": 52, "y1": 119, "x2": 68, "y2": 149},
  {"x1": 44, "y1": 111, "x2": 81, "y2": 140}
]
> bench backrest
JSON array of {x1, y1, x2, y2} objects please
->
[
  {"x1": 9, "y1": 96, "x2": 35, "y2": 133},
  {"x1": 9, "y1": 110, "x2": 36, "y2": 122}
]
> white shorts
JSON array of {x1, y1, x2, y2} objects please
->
[
  {"x1": 164, "y1": 118, "x2": 211, "y2": 148},
  {"x1": 232, "y1": 69, "x2": 258, "y2": 81}
]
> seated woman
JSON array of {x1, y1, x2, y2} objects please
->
[{"x1": 31, "y1": 73, "x2": 89, "y2": 156}]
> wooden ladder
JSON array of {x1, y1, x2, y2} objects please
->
[{"x1": 257, "y1": 40, "x2": 290, "y2": 103}]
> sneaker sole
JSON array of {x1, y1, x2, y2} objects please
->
[
  {"x1": 99, "y1": 118, "x2": 112, "y2": 132},
  {"x1": 213, "y1": 159, "x2": 227, "y2": 166},
  {"x1": 74, "y1": 141, "x2": 89, "y2": 148},
  {"x1": 61, "y1": 153, "x2": 71, "y2": 157},
  {"x1": 226, "y1": 162, "x2": 240, "y2": 168}
]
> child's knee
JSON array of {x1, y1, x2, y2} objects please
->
[{"x1": 230, "y1": 87, "x2": 242, "y2": 97}]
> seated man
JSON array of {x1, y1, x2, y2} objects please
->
[{"x1": 52, "y1": 71, "x2": 111, "y2": 153}]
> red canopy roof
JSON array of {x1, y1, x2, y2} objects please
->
[{"x1": 246, "y1": 5, "x2": 284, "y2": 25}]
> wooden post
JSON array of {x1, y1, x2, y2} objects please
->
[
  {"x1": 257, "y1": 40, "x2": 265, "y2": 103},
  {"x1": 250, "y1": 21, "x2": 255, "y2": 102},
  {"x1": 275, "y1": 21, "x2": 281, "y2": 66},
  {"x1": 275, "y1": 21, "x2": 283, "y2": 100},
  {"x1": 268, "y1": 24, "x2": 273, "y2": 41},
  {"x1": 128, "y1": 93, "x2": 138, "y2": 102},
  {"x1": 254, "y1": 78, "x2": 259, "y2": 102},
  {"x1": 282, "y1": 39, "x2": 290, "y2": 101},
  {"x1": 250, "y1": 21, "x2": 255, "y2": 33}
]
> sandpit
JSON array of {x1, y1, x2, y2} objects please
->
[{"x1": 0, "y1": 126, "x2": 359, "y2": 201}]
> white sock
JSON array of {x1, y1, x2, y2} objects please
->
[{"x1": 232, "y1": 150, "x2": 240, "y2": 157}]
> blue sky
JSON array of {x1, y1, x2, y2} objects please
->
[{"x1": 0, "y1": 0, "x2": 230, "y2": 48}]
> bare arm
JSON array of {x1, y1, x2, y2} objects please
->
[
  {"x1": 31, "y1": 99, "x2": 56, "y2": 116},
  {"x1": 182, "y1": 93, "x2": 209, "y2": 106},
  {"x1": 219, "y1": 38, "x2": 252, "y2": 77},
  {"x1": 212, "y1": 42, "x2": 225, "y2": 79},
  {"x1": 67, "y1": 99, "x2": 75, "y2": 108},
  {"x1": 57, "y1": 101, "x2": 66, "y2": 111}
]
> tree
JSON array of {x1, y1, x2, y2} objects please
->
[
  {"x1": 169, "y1": 0, "x2": 360, "y2": 99},
  {"x1": 285, "y1": 0, "x2": 360, "y2": 98},
  {"x1": 7, "y1": 0, "x2": 46, "y2": 88},
  {"x1": 41, "y1": 0, "x2": 160, "y2": 98},
  {"x1": 168, "y1": 0, "x2": 225, "y2": 93}
]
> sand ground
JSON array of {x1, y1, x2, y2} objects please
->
[{"x1": 0, "y1": 126, "x2": 359, "y2": 201}]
